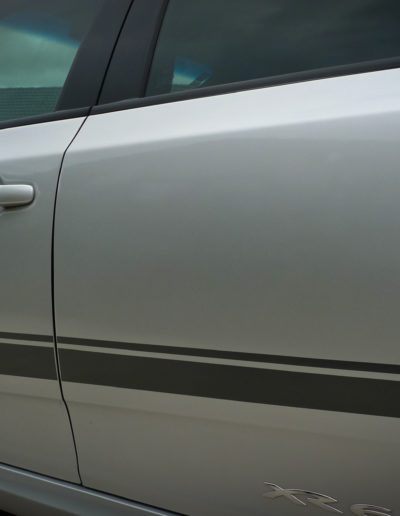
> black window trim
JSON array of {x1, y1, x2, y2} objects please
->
[
  {"x1": 93, "y1": 0, "x2": 400, "y2": 117},
  {"x1": 98, "y1": 0, "x2": 169, "y2": 105},
  {"x1": 0, "y1": 107, "x2": 90, "y2": 131},
  {"x1": 0, "y1": 0, "x2": 133, "y2": 131}
]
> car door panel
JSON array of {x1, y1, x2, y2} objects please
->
[
  {"x1": 0, "y1": 118, "x2": 85, "y2": 481},
  {"x1": 55, "y1": 69, "x2": 400, "y2": 514}
]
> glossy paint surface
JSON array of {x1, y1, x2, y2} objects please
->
[
  {"x1": 55, "y1": 69, "x2": 400, "y2": 514},
  {"x1": 57, "y1": 69, "x2": 400, "y2": 364}
]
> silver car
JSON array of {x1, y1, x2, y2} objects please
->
[{"x1": 0, "y1": 1, "x2": 399, "y2": 515}]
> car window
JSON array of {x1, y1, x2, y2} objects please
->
[
  {"x1": 146, "y1": 0, "x2": 400, "y2": 96},
  {"x1": 0, "y1": 0, "x2": 104, "y2": 122}
]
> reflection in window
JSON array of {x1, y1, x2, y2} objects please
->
[
  {"x1": 147, "y1": 0, "x2": 400, "y2": 96},
  {"x1": 0, "y1": 0, "x2": 103, "y2": 122}
]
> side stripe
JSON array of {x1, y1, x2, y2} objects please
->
[
  {"x1": 58, "y1": 336, "x2": 400, "y2": 375},
  {"x1": 0, "y1": 343, "x2": 57, "y2": 380},
  {"x1": 2, "y1": 333, "x2": 399, "y2": 418},
  {"x1": 59, "y1": 349, "x2": 400, "y2": 418},
  {"x1": 0, "y1": 332, "x2": 53, "y2": 343}
]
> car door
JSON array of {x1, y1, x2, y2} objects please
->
[
  {"x1": 0, "y1": 0, "x2": 131, "y2": 482},
  {"x1": 55, "y1": 1, "x2": 400, "y2": 514}
]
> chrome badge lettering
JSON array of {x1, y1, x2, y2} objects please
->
[
  {"x1": 351, "y1": 506, "x2": 392, "y2": 516},
  {"x1": 264, "y1": 483, "x2": 342, "y2": 513},
  {"x1": 264, "y1": 483, "x2": 392, "y2": 515}
]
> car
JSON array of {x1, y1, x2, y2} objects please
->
[{"x1": 1, "y1": 0, "x2": 399, "y2": 515}]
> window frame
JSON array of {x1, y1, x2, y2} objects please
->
[
  {"x1": 93, "y1": 0, "x2": 400, "y2": 116},
  {"x1": 0, "y1": 0, "x2": 133, "y2": 131}
]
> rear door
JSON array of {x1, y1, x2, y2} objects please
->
[
  {"x1": 0, "y1": 0, "x2": 131, "y2": 481},
  {"x1": 55, "y1": 1, "x2": 400, "y2": 513}
]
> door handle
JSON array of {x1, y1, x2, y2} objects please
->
[{"x1": 0, "y1": 185, "x2": 35, "y2": 208}]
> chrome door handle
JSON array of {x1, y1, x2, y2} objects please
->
[{"x1": 0, "y1": 185, "x2": 35, "y2": 208}]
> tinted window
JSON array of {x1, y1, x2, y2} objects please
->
[
  {"x1": 147, "y1": 0, "x2": 400, "y2": 96},
  {"x1": 0, "y1": 0, "x2": 104, "y2": 122}
]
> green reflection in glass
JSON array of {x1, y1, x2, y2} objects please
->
[{"x1": 0, "y1": 23, "x2": 79, "y2": 88}]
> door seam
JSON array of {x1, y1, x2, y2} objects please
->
[{"x1": 51, "y1": 116, "x2": 88, "y2": 485}]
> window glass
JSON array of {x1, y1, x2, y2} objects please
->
[
  {"x1": 147, "y1": 0, "x2": 400, "y2": 96},
  {"x1": 0, "y1": 0, "x2": 104, "y2": 122}
]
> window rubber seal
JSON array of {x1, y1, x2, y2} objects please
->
[{"x1": 93, "y1": 55, "x2": 400, "y2": 116}]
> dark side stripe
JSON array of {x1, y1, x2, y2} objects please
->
[
  {"x1": 0, "y1": 343, "x2": 57, "y2": 380},
  {"x1": 0, "y1": 332, "x2": 53, "y2": 343},
  {"x1": 59, "y1": 349, "x2": 400, "y2": 418},
  {"x1": 58, "y1": 336, "x2": 400, "y2": 375}
]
